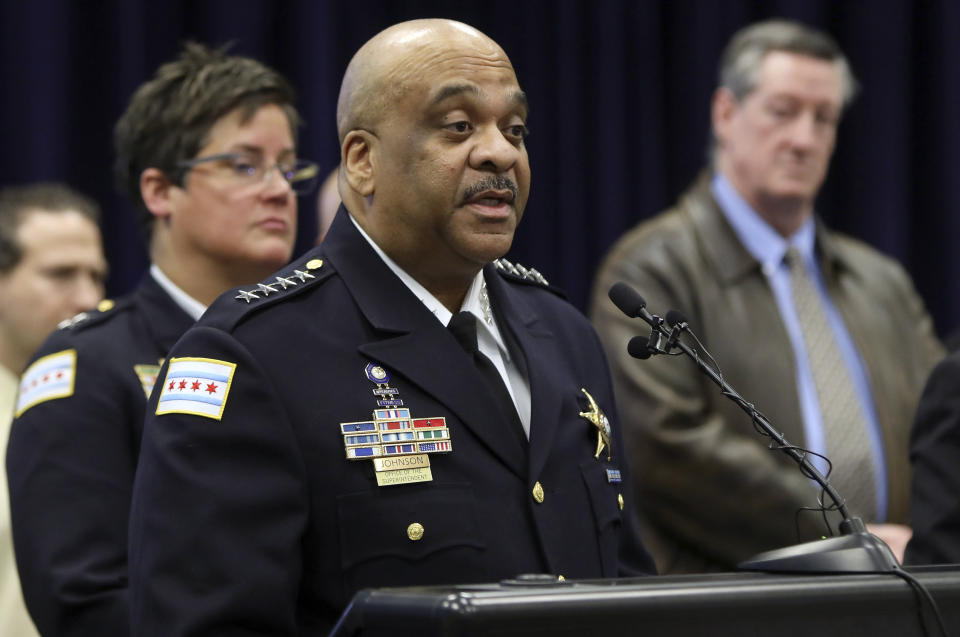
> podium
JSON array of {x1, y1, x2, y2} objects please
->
[{"x1": 330, "y1": 566, "x2": 960, "y2": 637}]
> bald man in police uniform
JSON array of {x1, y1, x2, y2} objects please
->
[{"x1": 129, "y1": 19, "x2": 654, "y2": 636}]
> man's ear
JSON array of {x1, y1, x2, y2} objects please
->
[
  {"x1": 140, "y1": 168, "x2": 176, "y2": 220},
  {"x1": 711, "y1": 87, "x2": 739, "y2": 147},
  {"x1": 342, "y1": 130, "x2": 377, "y2": 198}
]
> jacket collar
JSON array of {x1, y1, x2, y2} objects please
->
[
  {"x1": 685, "y1": 172, "x2": 849, "y2": 285},
  {"x1": 135, "y1": 273, "x2": 197, "y2": 355}
]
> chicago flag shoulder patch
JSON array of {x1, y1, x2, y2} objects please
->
[
  {"x1": 156, "y1": 357, "x2": 236, "y2": 420},
  {"x1": 16, "y1": 349, "x2": 77, "y2": 416}
]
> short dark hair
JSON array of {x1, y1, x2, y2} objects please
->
[
  {"x1": 113, "y1": 42, "x2": 301, "y2": 239},
  {"x1": 0, "y1": 183, "x2": 100, "y2": 273}
]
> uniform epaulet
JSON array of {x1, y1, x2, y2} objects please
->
[
  {"x1": 204, "y1": 254, "x2": 333, "y2": 331},
  {"x1": 493, "y1": 258, "x2": 567, "y2": 298},
  {"x1": 56, "y1": 297, "x2": 131, "y2": 332}
]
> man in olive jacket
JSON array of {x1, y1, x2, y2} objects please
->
[{"x1": 590, "y1": 20, "x2": 943, "y2": 573}]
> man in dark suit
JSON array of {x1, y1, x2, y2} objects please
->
[
  {"x1": 6, "y1": 44, "x2": 314, "y2": 636},
  {"x1": 128, "y1": 18, "x2": 653, "y2": 636}
]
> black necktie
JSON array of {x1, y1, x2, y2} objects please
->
[{"x1": 447, "y1": 311, "x2": 527, "y2": 448}]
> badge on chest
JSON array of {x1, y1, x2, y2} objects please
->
[{"x1": 340, "y1": 363, "x2": 452, "y2": 486}]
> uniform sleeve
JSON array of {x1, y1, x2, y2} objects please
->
[
  {"x1": 128, "y1": 326, "x2": 309, "y2": 637},
  {"x1": 6, "y1": 342, "x2": 136, "y2": 637},
  {"x1": 904, "y1": 353, "x2": 960, "y2": 565},
  {"x1": 590, "y1": 237, "x2": 827, "y2": 570}
]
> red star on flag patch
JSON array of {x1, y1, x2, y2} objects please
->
[{"x1": 156, "y1": 357, "x2": 237, "y2": 420}]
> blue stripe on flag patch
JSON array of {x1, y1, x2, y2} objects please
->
[
  {"x1": 165, "y1": 370, "x2": 232, "y2": 382},
  {"x1": 158, "y1": 393, "x2": 224, "y2": 406}
]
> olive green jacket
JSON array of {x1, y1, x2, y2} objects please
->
[{"x1": 590, "y1": 175, "x2": 944, "y2": 573}]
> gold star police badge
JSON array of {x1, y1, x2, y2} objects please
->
[{"x1": 579, "y1": 388, "x2": 612, "y2": 461}]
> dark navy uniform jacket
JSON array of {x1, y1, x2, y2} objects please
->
[
  {"x1": 905, "y1": 350, "x2": 960, "y2": 565},
  {"x1": 6, "y1": 276, "x2": 193, "y2": 637},
  {"x1": 129, "y1": 209, "x2": 655, "y2": 636}
]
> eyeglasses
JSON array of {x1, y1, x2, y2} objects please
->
[{"x1": 176, "y1": 152, "x2": 320, "y2": 194}]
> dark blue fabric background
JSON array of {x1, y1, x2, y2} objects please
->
[{"x1": 2, "y1": 0, "x2": 957, "y2": 336}]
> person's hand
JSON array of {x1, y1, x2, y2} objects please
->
[{"x1": 866, "y1": 522, "x2": 913, "y2": 563}]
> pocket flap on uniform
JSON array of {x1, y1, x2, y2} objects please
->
[{"x1": 337, "y1": 483, "x2": 485, "y2": 570}]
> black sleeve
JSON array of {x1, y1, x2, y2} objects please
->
[
  {"x1": 905, "y1": 353, "x2": 960, "y2": 565},
  {"x1": 128, "y1": 326, "x2": 309, "y2": 637},
  {"x1": 6, "y1": 342, "x2": 136, "y2": 636}
]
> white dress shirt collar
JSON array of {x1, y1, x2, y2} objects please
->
[
  {"x1": 348, "y1": 215, "x2": 509, "y2": 356},
  {"x1": 149, "y1": 264, "x2": 207, "y2": 322}
]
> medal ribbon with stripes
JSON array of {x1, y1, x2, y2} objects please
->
[{"x1": 340, "y1": 364, "x2": 451, "y2": 485}]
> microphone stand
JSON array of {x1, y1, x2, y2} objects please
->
[{"x1": 636, "y1": 312, "x2": 900, "y2": 573}]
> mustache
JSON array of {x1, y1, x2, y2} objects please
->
[{"x1": 461, "y1": 176, "x2": 519, "y2": 205}]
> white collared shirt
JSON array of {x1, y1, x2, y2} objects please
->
[
  {"x1": 149, "y1": 264, "x2": 207, "y2": 322},
  {"x1": 350, "y1": 215, "x2": 532, "y2": 436}
]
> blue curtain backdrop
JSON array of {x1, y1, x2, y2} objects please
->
[{"x1": 2, "y1": 0, "x2": 958, "y2": 337}]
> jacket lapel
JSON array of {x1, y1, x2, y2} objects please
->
[
  {"x1": 324, "y1": 211, "x2": 527, "y2": 478},
  {"x1": 483, "y1": 265, "x2": 563, "y2": 481}
]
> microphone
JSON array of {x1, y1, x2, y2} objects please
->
[
  {"x1": 611, "y1": 283, "x2": 670, "y2": 358},
  {"x1": 665, "y1": 309, "x2": 689, "y2": 349},
  {"x1": 608, "y1": 282, "x2": 661, "y2": 327},
  {"x1": 665, "y1": 309, "x2": 688, "y2": 330},
  {"x1": 608, "y1": 282, "x2": 647, "y2": 318},
  {"x1": 627, "y1": 335, "x2": 654, "y2": 359}
]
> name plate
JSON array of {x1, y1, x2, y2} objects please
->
[{"x1": 374, "y1": 454, "x2": 431, "y2": 472}]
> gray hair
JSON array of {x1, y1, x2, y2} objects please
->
[{"x1": 719, "y1": 19, "x2": 858, "y2": 107}]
